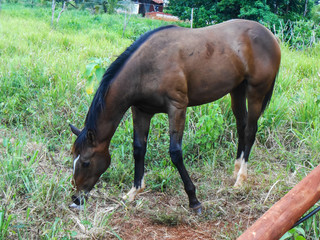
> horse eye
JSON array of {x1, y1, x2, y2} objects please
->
[{"x1": 82, "y1": 161, "x2": 90, "y2": 168}]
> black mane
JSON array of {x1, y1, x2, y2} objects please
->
[{"x1": 75, "y1": 25, "x2": 177, "y2": 150}]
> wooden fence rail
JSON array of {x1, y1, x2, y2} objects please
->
[{"x1": 237, "y1": 164, "x2": 320, "y2": 240}]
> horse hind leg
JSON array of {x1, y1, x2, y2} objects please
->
[
  {"x1": 122, "y1": 107, "x2": 152, "y2": 202},
  {"x1": 230, "y1": 82, "x2": 247, "y2": 182},
  {"x1": 234, "y1": 85, "x2": 267, "y2": 188}
]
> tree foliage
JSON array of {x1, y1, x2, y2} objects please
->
[
  {"x1": 311, "y1": 3, "x2": 320, "y2": 24},
  {"x1": 166, "y1": 0, "x2": 316, "y2": 27}
]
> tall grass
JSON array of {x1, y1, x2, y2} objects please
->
[
  {"x1": 0, "y1": 4, "x2": 168, "y2": 149},
  {"x1": 0, "y1": 4, "x2": 320, "y2": 239}
]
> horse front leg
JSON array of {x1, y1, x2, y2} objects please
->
[
  {"x1": 122, "y1": 107, "x2": 152, "y2": 202},
  {"x1": 168, "y1": 106, "x2": 202, "y2": 214}
]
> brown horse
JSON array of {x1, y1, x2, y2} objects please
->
[{"x1": 69, "y1": 19, "x2": 281, "y2": 213}]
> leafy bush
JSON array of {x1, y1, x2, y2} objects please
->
[
  {"x1": 193, "y1": 103, "x2": 224, "y2": 152},
  {"x1": 83, "y1": 57, "x2": 110, "y2": 94},
  {"x1": 311, "y1": 4, "x2": 320, "y2": 24},
  {"x1": 238, "y1": 1, "x2": 278, "y2": 24},
  {"x1": 276, "y1": 20, "x2": 320, "y2": 49},
  {"x1": 280, "y1": 226, "x2": 306, "y2": 240}
]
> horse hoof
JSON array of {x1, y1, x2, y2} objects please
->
[
  {"x1": 234, "y1": 176, "x2": 246, "y2": 188},
  {"x1": 122, "y1": 194, "x2": 135, "y2": 202},
  {"x1": 191, "y1": 203, "x2": 202, "y2": 215}
]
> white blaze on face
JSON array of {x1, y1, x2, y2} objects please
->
[{"x1": 73, "y1": 155, "x2": 80, "y2": 175}]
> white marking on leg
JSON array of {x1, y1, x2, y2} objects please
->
[
  {"x1": 123, "y1": 177, "x2": 145, "y2": 202},
  {"x1": 233, "y1": 152, "x2": 244, "y2": 179},
  {"x1": 73, "y1": 155, "x2": 80, "y2": 175},
  {"x1": 234, "y1": 158, "x2": 247, "y2": 188}
]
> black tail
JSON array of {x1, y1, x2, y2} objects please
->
[{"x1": 261, "y1": 78, "x2": 276, "y2": 114}]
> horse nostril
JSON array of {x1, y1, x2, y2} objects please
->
[
  {"x1": 70, "y1": 195, "x2": 85, "y2": 210},
  {"x1": 71, "y1": 195, "x2": 81, "y2": 205},
  {"x1": 71, "y1": 193, "x2": 87, "y2": 206}
]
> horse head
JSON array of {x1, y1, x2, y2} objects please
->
[{"x1": 69, "y1": 124, "x2": 110, "y2": 209}]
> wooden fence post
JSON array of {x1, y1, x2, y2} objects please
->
[{"x1": 237, "y1": 164, "x2": 320, "y2": 240}]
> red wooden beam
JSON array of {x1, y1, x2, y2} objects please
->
[{"x1": 237, "y1": 164, "x2": 320, "y2": 240}]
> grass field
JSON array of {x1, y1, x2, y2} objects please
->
[{"x1": 0, "y1": 4, "x2": 320, "y2": 239}]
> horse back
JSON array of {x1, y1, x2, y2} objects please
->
[{"x1": 118, "y1": 20, "x2": 281, "y2": 110}]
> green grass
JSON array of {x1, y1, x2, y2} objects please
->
[{"x1": 0, "y1": 3, "x2": 320, "y2": 239}]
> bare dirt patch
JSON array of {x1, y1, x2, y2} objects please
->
[
  {"x1": 70, "y1": 171, "x2": 289, "y2": 240},
  {"x1": 110, "y1": 213, "x2": 214, "y2": 240}
]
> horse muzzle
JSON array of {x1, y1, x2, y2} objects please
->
[{"x1": 69, "y1": 191, "x2": 88, "y2": 210}]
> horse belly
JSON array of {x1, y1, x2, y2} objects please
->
[
  {"x1": 187, "y1": 84, "x2": 233, "y2": 106},
  {"x1": 186, "y1": 66, "x2": 244, "y2": 106}
]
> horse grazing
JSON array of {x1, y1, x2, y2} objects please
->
[{"x1": 69, "y1": 19, "x2": 281, "y2": 213}]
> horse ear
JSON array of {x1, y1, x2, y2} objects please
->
[
  {"x1": 86, "y1": 129, "x2": 96, "y2": 146},
  {"x1": 70, "y1": 124, "x2": 81, "y2": 136}
]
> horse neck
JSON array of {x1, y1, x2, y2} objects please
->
[{"x1": 94, "y1": 83, "x2": 132, "y2": 147}]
